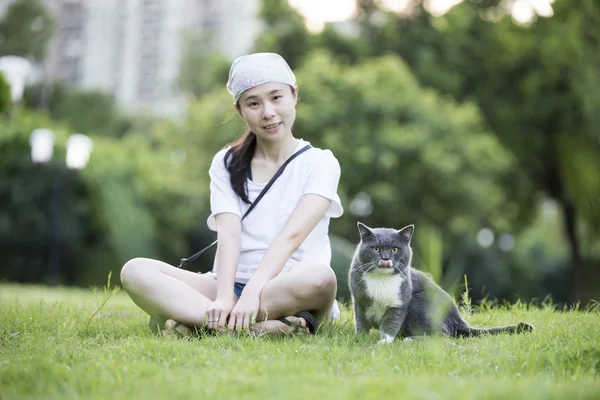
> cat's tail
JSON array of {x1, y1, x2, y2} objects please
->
[{"x1": 455, "y1": 321, "x2": 534, "y2": 337}]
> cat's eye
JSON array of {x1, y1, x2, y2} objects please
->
[
  {"x1": 391, "y1": 248, "x2": 399, "y2": 254},
  {"x1": 372, "y1": 247, "x2": 380, "y2": 253}
]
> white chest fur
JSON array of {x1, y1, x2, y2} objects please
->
[{"x1": 364, "y1": 273, "x2": 403, "y2": 323}]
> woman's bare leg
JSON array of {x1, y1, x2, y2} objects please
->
[
  {"x1": 163, "y1": 261, "x2": 337, "y2": 336},
  {"x1": 121, "y1": 258, "x2": 337, "y2": 336},
  {"x1": 252, "y1": 261, "x2": 337, "y2": 334},
  {"x1": 120, "y1": 257, "x2": 218, "y2": 327}
]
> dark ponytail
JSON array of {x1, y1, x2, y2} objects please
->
[{"x1": 224, "y1": 129, "x2": 256, "y2": 204}]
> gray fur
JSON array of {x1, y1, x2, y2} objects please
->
[{"x1": 349, "y1": 222, "x2": 534, "y2": 342}]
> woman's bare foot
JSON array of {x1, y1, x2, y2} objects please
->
[
  {"x1": 162, "y1": 319, "x2": 196, "y2": 337},
  {"x1": 252, "y1": 316, "x2": 309, "y2": 337},
  {"x1": 158, "y1": 316, "x2": 310, "y2": 338}
]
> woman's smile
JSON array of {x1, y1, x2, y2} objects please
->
[{"x1": 263, "y1": 122, "x2": 282, "y2": 132}]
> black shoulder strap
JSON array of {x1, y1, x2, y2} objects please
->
[
  {"x1": 178, "y1": 144, "x2": 312, "y2": 268},
  {"x1": 241, "y1": 144, "x2": 311, "y2": 219}
]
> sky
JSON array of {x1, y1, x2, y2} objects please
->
[{"x1": 288, "y1": 0, "x2": 555, "y2": 32}]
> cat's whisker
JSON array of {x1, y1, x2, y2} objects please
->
[
  {"x1": 356, "y1": 260, "x2": 377, "y2": 272},
  {"x1": 393, "y1": 264, "x2": 410, "y2": 275}
]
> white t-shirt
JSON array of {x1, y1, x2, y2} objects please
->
[{"x1": 206, "y1": 138, "x2": 344, "y2": 284}]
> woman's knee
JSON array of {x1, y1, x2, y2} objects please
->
[
  {"x1": 120, "y1": 257, "x2": 157, "y2": 293},
  {"x1": 302, "y1": 263, "x2": 337, "y2": 299}
]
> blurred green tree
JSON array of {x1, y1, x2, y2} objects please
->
[
  {"x1": 0, "y1": 109, "x2": 205, "y2": 286},
  {"x1": 0, "y1": 0, "x2": 54, "y2": 62},
  {"x1": 176, "y1": 31, "x2": 231, "y2": 99},
  {"x1": 332, "y1": 0, "x2": 600, "y2": 301},
  {"x1": 0, "y1": 72, "x2": 11, "y2": 112},
  {"x1": 253, "y1": 0, "x2": 313, "y2": 69},
  {"x1": 294, "y1": 51, "x2": 521, "y2": 242},
  {"x1": 314, "y1": 24, "x2": 366, "y2": 65},
  {"x1": 23, "y1": 82, "x2": 135, "y2": 138}
]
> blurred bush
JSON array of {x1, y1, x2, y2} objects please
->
[{"x1": 0, "y1": 72, "x2": 11, "y2": 113}]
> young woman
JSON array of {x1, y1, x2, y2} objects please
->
[{"x1": 120, "y1": 53, "x2": 343, "y2": 336}]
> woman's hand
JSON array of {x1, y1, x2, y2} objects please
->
[
  {"x1": 206, "y1": 294, "x2": 236, "y2": 331},
  {"x1": 227, "y1": 289, "x2": 261, "y2": 332}
]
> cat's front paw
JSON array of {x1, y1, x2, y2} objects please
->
[{"x1": 378, "y1": 334, "x2": 396, "y2": 344}]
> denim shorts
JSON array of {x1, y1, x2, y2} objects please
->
[
  {"x1": 233, "y1": 282, "x2": 246, "y2": 299},
  {"x1": 206, "y1": 272, "x2": 246, "y2": 298}
]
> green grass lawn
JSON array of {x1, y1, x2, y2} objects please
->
[{"x1": 1, "y1": 282, "x2": 599, "y2": 400}]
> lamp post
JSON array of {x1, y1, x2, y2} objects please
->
[
  {"x1": 29, "y1": 129, "x2": 94, "y2": 284},
  {"x1": 0, "y1": 55, "x2": 32, "y2": 105}
]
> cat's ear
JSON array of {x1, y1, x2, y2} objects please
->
[
  {"x1": 398, "y1": 224, "x2": 414, "y2": 242},
  {"x1": 357, "y1": 222, "x2": 375, "y2": 239}
]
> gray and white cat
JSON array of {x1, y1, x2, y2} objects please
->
[{"x1": 349, "y1": 222, "x2": 534, "y2": 344}]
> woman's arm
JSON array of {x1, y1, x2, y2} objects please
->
[
  {"x1": 207, "y1": 212, "x2": 242, "y2": 330},
  {"x1": 205, "y1": 148, "x2": 245, "y2": 330},
  {"x1": 227, "y1": 193, "x2": 331, "y2": 330},
  {"x1": 214, "y1": 213, "x2": 242, "y2": 297},
  {"x1": 247, "y1": 150, "x2": 341, "y2": 292},
  {"x1": 245, "y1": 193, "x2": 331, "y2": 293}
]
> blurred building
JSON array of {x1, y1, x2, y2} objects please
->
[{"x1": 1, "y1": 0, "x2": 262, "y2": 117}]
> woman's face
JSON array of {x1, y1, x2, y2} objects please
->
[{"x1": 236, "y1": 82, "x2": 298, "y2": 143}]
